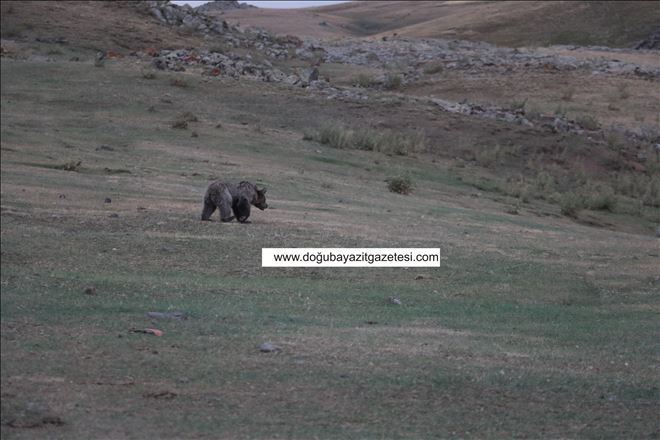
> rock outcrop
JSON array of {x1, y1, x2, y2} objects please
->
[{"x1": 197, "y1": 0, "x2": 256, "y2": 13}]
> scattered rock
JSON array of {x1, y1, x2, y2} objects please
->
[
  {"x1": 109, "y1": 213, "x2": 119, "y2": 218},
  {"x1": 84, "y1": 286, "x2": 96, "y2": 295},
  {"x1": 143, "y1": 390, "x2": 177, "y2": 399},
  {"x1": 130, "y1": 328, "x2": 163, "y2": 336},
  {"x1": 634, "y1": 28, "x2": 660, "y2": 50},
  {"x1": 259, "y1": 342, "x2": 281, "y2": 353},
  {"x1": 104, "y1": 197, "x2": 112, "y2": 203},
  {"x1": 146, "y1": 311, "x2": 187, "y2": 320},
  {"x1": 389, "y1": 297, "x2": 402, "y2": 305}
]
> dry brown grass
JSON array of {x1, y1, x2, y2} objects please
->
[{"x1": 220, "y1": 1, "x2": 659, "y2": 47}]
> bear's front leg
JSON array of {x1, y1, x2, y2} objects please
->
[{"x1": 201, "y1": 200, "x2": 216, "y2": 221}]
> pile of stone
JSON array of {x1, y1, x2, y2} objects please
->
[
  {"x1": 197, "y1": 0, "x2": 256, "y2": 13},
  {"x1": 305, "y1": 37, "x2": 660, "y2": 79},
  {"x1": 139, "y1": 0, "x2": 230, "y2": 34},
  {"x1": 135, "y1": 1, "x2": 292, "y2": 58},
  {"x1": 151, "y1": 48, "x2": 289, "y2": 82}
]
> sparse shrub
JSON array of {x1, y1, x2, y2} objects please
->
[
  {"x1": 170, "y1": 78, "x2": 188, "y2": 88},
  {"x1": 475, "y1": 145, "x2": 502, "y2": 167},
  {"x1": 576, "y1": 114, "x2": 599, "y2": 131},
  {"x1": 309, "y1": 124, "x2": 426, "y2": 156},
  {"x1": 178, "y1": 112, "x2": 198, "y2": 122},
  {"x1": 386, "y1": 176, "x2": 413, "y2": 195},
  {"x1": 533, "y1": 171, "x2": 556, "y2": 195},
  {"x1": 209, "y1": 43, "x2": 230, "y2": 54},
  {"x1": 353, "y1": 73, "x2": 377, "y2": 88},
  {"x1": 554, "y1": 105, "x2": 567, "y2": 118},
  {"x1": 172, "y1": 120, "x2": 188, "y2": 129},
  {"x1": 47, "y1": 49, "x2": 63, "y2": 56},
  {"x1": 142, "y1": 70, "x2": 157, "y2": 79},
  {"x1": 642, "y1": 176, "x2": 660, "y2": 207},
  {"x1": 525, "y1": 105, "x2": 541, "y2": 120},
  {"x1": 561, "y1": 87, "x2": 575, "y2": 101},
  {"x1": 316, "y1": 124, "x2": 353, "y2": 149},
  {"x1": 383, "y1": 74, "x2": 402, "y2": 90},
  {"x1": 510, "y1": 98, "x2": 527, "y2": 111},
  {"x1": 55, "y1": 160, "x2": 82, "y2": 172},
  {"x1": 560, "y1": 192, "x2": 584, "y2": 217},
  {"x1": 172, "y1": 112, "x2": 198, "y2": 129},
  {"x1": 617, "y1": 83, "x2": 630, "y2": 100},
  {"x1": 423, "y1": 61, "x2": 444, "y2": 75},
  {"x1": 585, "y1": 184, "x2": 617, "y2": 211},
  {"x1": 352, "y1": 129, "x2": 381, "y2": 151}
]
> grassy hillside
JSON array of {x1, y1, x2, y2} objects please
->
[
  {"x1": 221, "y1": 0, "x2": 660, "y2": 47},
  {"x1": 1, "y1": 1, "x2": 659, "y2": 438}
]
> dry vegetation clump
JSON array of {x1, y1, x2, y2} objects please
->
[
  {"x1": 576, "y1": 114, "x2": 600, "y2": 131},
  {"x1": 423, "y1": 61, "x2": 444, "y2": 75},
  {"x1": 352, "y1": 73, "x2": 378, "y2": 88},
  {"x1": 383, "y1": 74, "x2": 402, "y2": 90},
  {"x1": 170, "y1": 78, "x2": 189, "y2": 88},
  {"x1": 386, "y1": 176, "x2": 414, "y2": 194},
  {"x1": 561, "y1": 87, "x2": 575, "y2": 101},
  {"x1": 55, "y1": 160, "x2": 82, "y2": 171},
  {"x1": 171, "y1": 112, "x2": 198, "y2": 129},
  {"x1": 305, "y1": 124, "x2": 426, "y2": 156},
  {"x1": 559, "y1": 191, "x2": 584, "y2": 217}
]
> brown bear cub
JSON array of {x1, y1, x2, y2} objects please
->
[{"x1": 201, "y1": 180, "x2": 267, "y2": 223}]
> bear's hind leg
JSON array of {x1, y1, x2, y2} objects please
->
[{"x1": 218, "y1": 197, "x2": 235, "y2": 222}]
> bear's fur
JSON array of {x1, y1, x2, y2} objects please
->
[{"x1": 201, "y1": 180, "x2": 267, "y2": 222}]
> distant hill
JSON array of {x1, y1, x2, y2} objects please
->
[{"x1": 217, "y1": 0, "x2": 660, "y2": 48}]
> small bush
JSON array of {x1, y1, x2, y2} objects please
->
[
  {"x1": 170, "y1": 78, "x2": 188, "y2": 88},
  {"x1": 383, "y1": 74, "x2": 402, "y2": 90},
  {"x1": 560, "y1": 192, "x2": 584, "y2": 217},
  {"x1": 142, "y1": 70, "x2": 157, "y2": 79},
  {"x1": 172, "y1": 120, "x2": 188, "y2": 129},
  {"x1": 475, "y1": 145, "x2": 502, "y2": 168},
  {"x1": 316, "y1": 124, "x2": 353, "y2": 149},
  {"x1": 585, "y1": 185, "x2": 617, "y2": 211},
  {"x1": 178, "y1": 112, "x2": 198, "y2": 123},
  {"x1": 309, "y1": 124, "x2": 426, "y2": 156},
  {"x1": 352, "y1": 129, "x2": 381, "y2": 151},
  {"x1": 617, "y1": 83, "x2": 630, "y2": 100},
  {"x1": 55, "y1": 160, "x2": 82, "y2": 172},
  {"x1": 561, "y1": 87, "x2": 575, "y2": 101},
  {"x1": 423, "y1": 61, "x2": 444, "y2": 75},
  {"x1": 386, "y1": 176, "x2": 413, "y2": 195},
  {"x1": 642, "y1": 176, "x2": 660, "y2": 207},
  {"x1": 353, "y1": 74, "x2": 377, "y2": 88},
  {"x1": 510, "y1": 98, "x2": 527, "y2": 111},
  {"x1": 576, "y1": 114, "x2": 599, "y2": 131},
  {"x1": 172, "y1": 112, "x2": 198, "y2": 129},
  {"x1": 533, "y1": 171, "x2": 556, "y2": 195}
]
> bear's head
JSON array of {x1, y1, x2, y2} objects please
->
[{"x1": 254, "y1": 186, "x2": 268, "y2": 210}]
